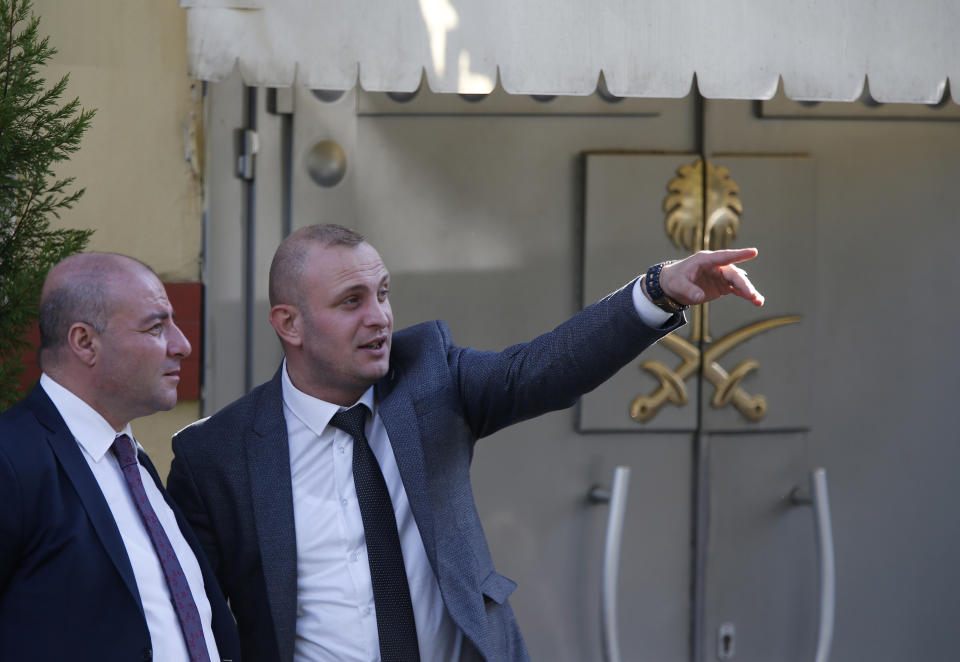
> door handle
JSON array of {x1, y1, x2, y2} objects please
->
[
  {"x1": 589, "y1": 466, "x2": 631, "y2": 662},
  {"x1": 791, "y1": 468, "x2": 835, "y2": 662}
]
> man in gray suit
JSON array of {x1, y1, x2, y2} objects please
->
[{"x1": 167, "y1": 224, "x2": 763, "y2": 662}]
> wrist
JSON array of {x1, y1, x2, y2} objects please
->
[{"x1": 644, "y1": 262, "x2": 688, "y2": 314}]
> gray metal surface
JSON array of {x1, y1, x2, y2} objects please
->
[
  {"x1": 202, "y1": 82, "x2": 960, "y2": 661},
  {"x1": 703, "y1": 432, "x2": 818, "y2": 662},
  {"x1": 581, "y1": 153, "x2": 702, "y2": 433},
  {"x1": 202, "y1": 70, "x2": 246, "y2": 413},
  {"x1": 697, "y1": 155, "x2": 816, "y2": 433},
  {"x1": 705, "y1": 98, "x2": 960, "y2": 662}
]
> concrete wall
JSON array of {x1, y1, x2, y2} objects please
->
[{"x1": 32, "y1": 0, "x2": 200, "y2": 475}]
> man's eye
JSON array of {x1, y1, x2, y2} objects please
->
[
  {"x1": 342, "y1": 297, "x2": 360, "y2": 307},
  {"x1": 378, "y1": 289, "x2": 389, "y2": 301},
  {"x1": 148, "y1": 324, "x2": 163, "y2": 336}
]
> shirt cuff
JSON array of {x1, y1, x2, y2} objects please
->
[{"x1": 632, "y1": 278, "x2": 674, "y2": 328}]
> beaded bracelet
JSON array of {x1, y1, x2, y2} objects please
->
[{"x1": 644, "y1": 261, "x2": 688, "y2": 314}]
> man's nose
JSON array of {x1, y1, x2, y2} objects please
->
[
  {"x1": 169, "y1": 322, "x2": 192, "y2": 359},
  {"x1": 365, "y1": 300, "x2": 391, "y2": 327}
]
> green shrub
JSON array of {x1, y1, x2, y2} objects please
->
[{"x1": 0, "y1": 0, "x2": 94, "y2": 410}]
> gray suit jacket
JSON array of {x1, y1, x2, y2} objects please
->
[{"x1": 167, "y1": 281, "x2": 680, "y2": 662}]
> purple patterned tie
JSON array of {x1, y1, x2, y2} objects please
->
[{"x1": 112, "y1": 434, "x2": 211, "y2": 662}]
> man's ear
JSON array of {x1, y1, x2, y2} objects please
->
[
  {"x1": 270, "y1": 304, "x2": 303, "y2": 348},
  {"x1": 67, "y1": 322, "x2": 100, "y2": 366}
]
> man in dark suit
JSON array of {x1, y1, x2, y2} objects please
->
[
  {"x1": 0, "y1": 253, "x2": 241, "y2": 662},
  {"x1": 167, "y1": 224, "x2": 763, "y2": 662}
]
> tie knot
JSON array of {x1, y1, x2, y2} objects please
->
[
  {"x1": 328, "y1": 405, "x2": 369, "y2": 440},
  {"x1": 112, "y1": 434, "x2": 138, "y2": 468}
]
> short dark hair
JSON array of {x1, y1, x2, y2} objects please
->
[
  {"x1": 268, "y1": 224, "x2": 366, "y2": 307},
  {"x1": 39, "y1": 278, "x2": 108, "y2": 354}
]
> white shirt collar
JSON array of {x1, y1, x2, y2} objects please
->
[
  {"x1": 280, "y1": 360, "x2": 375, "y2": 436},
  {"x1": 40, "y1": 373, "x2": 134, "y2": 462}
]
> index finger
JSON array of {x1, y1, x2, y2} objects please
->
[{"x1": 701, "y1": 247, "x2": 758, "y2": 266}]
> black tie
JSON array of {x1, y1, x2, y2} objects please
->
[{"x1": 329, "y1": 405, "x2": 420, "y2": 662}]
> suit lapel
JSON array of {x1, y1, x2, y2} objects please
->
[
  {"x1": 27, "y1": 386, "x2": 143, "y2": 612},
  {"x1": 375, "y1": 386, "x2": 494, "y2": 652},
  {"x1": 247, "y1": 371, "x2": 299, "y2": 662},
  {"x1": 375, "y1": 377, "x2": 438, "y2": 577},
  {"x1": 247, "y1": 366, "x2": 442, "y2": 662}
]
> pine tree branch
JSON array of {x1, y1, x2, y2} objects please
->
[
  {"x1": 0, "y1": 0, "x2": 93, "y2": 408},
  {"x1": 2, "y1": 0, "x2": 15, "y2": 100}
]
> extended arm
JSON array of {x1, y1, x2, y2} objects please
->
[
  {"x1": 450, "y1": 280, "x2": 679, "y2": 438},
  {"x1": 450, "y1": 249, "x2": 764, "y2": 438}
]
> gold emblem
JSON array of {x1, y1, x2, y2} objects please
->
[
  {"x1": 665, "y1": 160, "x2": 742, "y2": 252},
  {"x1": 630, "y1": 159, "x2": 800, "y2": 423}
]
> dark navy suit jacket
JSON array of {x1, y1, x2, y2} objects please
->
[
  {"x1": 0, "y1": 384, "x2": 241, "y2": 662},
  {"x1": 167, "y1": 281, "x2": 680, "y2": 662}
]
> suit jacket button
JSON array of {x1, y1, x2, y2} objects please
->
[{"x1": 142, "y1": 648, "x2": 152, "y2": 662}]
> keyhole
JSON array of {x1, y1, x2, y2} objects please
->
[{"x1": 717, "y1": 622, "x2": 736, "y2": 659}]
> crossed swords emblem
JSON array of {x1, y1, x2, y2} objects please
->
[
  {"x1": 629, "y1": 159, "x2": 802, "y2": 423},
  {"x1": 630, "y1": 315, "x2": 801, "y2": 422}
]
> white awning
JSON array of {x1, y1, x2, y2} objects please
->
[{"x1": 182, "y1": 0, "x2": 958, "y2": 104}]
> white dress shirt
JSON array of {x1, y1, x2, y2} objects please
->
[
  {"x1": 283, "y1": 365, "x2": 461, "y2": 662},
  {"x1": 40, "y1": 374, "x2": 221, "y2": 662},
  {"x1": 281, "y1": 279, "x2": 669, "y2": 661},
  {"x1": 631, "y1": 277, "x2": 674, "y2": 328}
]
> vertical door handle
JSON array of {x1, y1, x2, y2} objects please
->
[
  {"x1": 589, "y1": 466, "x2": 631, "y2": 662},
  {"x1": 791, "y1": 468, "x2": 835, "y2": 662}
]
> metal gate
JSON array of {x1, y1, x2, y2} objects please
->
[{"x1": 202, "y1": 74, "x2": 960, "y2": 661}]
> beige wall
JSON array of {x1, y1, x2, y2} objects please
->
[{"x1": 33, "y1": 0, "x2": 203, "y2": 476}]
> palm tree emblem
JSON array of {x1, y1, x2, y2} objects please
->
[{"x1": 630, "y1": 159, "x2": 800, "y2": 422}]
